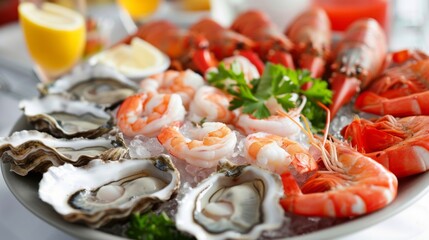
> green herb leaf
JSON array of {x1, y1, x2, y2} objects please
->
[
  {"x1": 207, "y1": 62, "x2": 247, "y2": 91},
  {"x1": 300, "y1": 79, "x2": 332, "y2": 104},
  {"x1": 301, "y1": 100, "x2": 327, "y2": 132},
  {"x1": 242, "y1": 101, "x2": 271, "y2": 119},
  {"x1": 207, "y1": 61, "x2": 332, "y2": 132},
  {"x1": 126, "y1": 212, "x2": 193, "y2": 240},
  {"x1": 276, "y1": 93, "x2": 296, "y2": 111}
]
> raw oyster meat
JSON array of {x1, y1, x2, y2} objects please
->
[
  {"x1": 20, "y1": 95, "x2": 113, "y2": 139},
  {"x1": 176, "y1": 163, "x2": 284, "y2": 240},
  {"x1": 0, "y1": 130, "x2": 127, "y2": 176},
  {"x1": 38, "y1": 64, "x2": 139, "y2": 108},
  {"x1": 39, "y1": 155, "x2": 180, "y2": 228}
]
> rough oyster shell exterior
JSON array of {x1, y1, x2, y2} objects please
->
[
  {"x1": 0, "y1": 130, "x2": 128, "y2": 176},
  {"x1": 39, "y1": 155, "x2": 180, "y2": 228}
]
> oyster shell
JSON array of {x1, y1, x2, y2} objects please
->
[
  {"x1": 176, "y1": 163, "x2": 284, "y2": 240},
  {"x1": 38, "y1": 64, "x2": 139, "y2": 108},
  {"x1": 20, "y1": 95, "x2": 113, "y2": 139},
  {"x1": 0, "y1": 130, "x2": 128, "y2": 176},
  {"x1": 39, "y1": 155, "x2": 180, "y2": 228}
]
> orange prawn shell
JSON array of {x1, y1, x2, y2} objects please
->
[
  {"x1": 343, "y1": 115, "x2": 429, "y2": 177},
  {"x1": 190, "y1": 18, "x2": 255, "y2": 60},
  {"x1": 281, "y1": 142, "x2": 398, "y2": 217},
  {"x1": 286, "y1": 7, "x2": 331, "y2": 58}
]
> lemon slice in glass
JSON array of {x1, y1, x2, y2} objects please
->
[{"x1": 19, "y1": 2, "x2": 85, "y2": 76}]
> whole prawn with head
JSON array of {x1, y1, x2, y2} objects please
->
[
  {"x1": 281, "y1": 136, "x2": 398, "y2": 217},
  {"x1": 286, "y1": 7, "x2": 332, "y2": 78},
  {"x1": 329, "y1": 18, "x2": 387, "y2": 119},
  {"x1": 231, "y1": 10, "x2": 295, "y2": 69},
  {"x1": 342, "y1": 115, "x2": 429, "y2": 178},
  {"x1": 355, "y1": 58, "x2": 429, "y2": 117},
  {"x1": 279, "y1": 104, "x2": 397, "y2": 218},
  {"x1": 190, "y1": 18, "x2": 265, "y2": 74}
]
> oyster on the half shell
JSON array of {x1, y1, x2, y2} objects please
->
[
  {"x1": 20, "y1": 95, "x2": 113, "y2": 139},
  {"x1": 38, "y1": 64, "x2": 139, "y2": 108},
  {"x1": 39, "y1": 155, "x2": 180, "y2": 228},
  {"x1": 176, "y1": 163, "x2": 285, "y2": 240},
  {"x1": 0, "y1": 130, "x2": 128, "y2": 176}
]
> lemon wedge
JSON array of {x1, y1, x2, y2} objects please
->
[
  {"x1": 97, "y1": 37, "x2": 170, "y2": 79},
  {"x1": 19, "y1": 2, "x2": 85, "y2": 75}
]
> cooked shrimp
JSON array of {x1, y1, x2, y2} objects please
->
[
  {"x1": 235, "y1": 97, "x2": 304, "y2": 138},
  {"x1": 157, "y1": 122, "x2": 237, "y2": 168},
  {"x1": 140, "y1": 69, "x2": 205, "y2": 108},
  {"x1": 280, "y1": 139, "x2": 398, "y2": 217},
  {"x1": 342, "y1": 115, "x2": 429, "y2": 177},
  {"x1": 244, "y1": 133, "x2": 291, "y2": 174},
  {"x1": 116, "y1": 92, "x2": 185, "y2": 137},
  {"x1": 188, "y1": 86, "x2": 236, "y2": 124},
  {"x1": 244, "y1": 132, "x2": 317, "y2": 174}
]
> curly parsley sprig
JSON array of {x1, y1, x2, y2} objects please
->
[
  {"x1": 207, "y1": 62, "x2": 332, "y2": 131},
  {"x1": 126, "y1": 212, "x2": 193, "y2": 240}
]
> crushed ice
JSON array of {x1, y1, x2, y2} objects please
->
[
  {"x1": 128, "y1": 135, "x2": 165, "y2": 158},
  {"x1": 119, "y1": 108, "x2": 361, "y2": 238},
  {"x1": 329, "y1": 101, "x2": 357, "y2": 139}
]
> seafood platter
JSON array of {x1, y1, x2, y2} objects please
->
[{"x1": 2, "y1": 7, "x2": 429, "y2": 240}]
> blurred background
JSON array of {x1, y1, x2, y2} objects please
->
[{"x1": 1, "y1": 0, "x2": 429, "y2": 239}]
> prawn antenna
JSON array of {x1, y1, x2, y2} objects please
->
[
  {"x1": 276, "y1": 110, "x2": 323, "y2": 154},
  {"x1": 276, "y1": 110, "x2": 312, "y2": 141},
  {"x1": 316, "y1": 101, "x2": 330, "y2": 148}
]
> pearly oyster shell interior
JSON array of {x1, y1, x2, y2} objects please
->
[
  {"x1": 20, "y1": 95, "x2": 113, "y2": 139},
  {"x1": 38, "y1": 64, "x2": 139, "y2": 108},
  {"x1": 0, "y1": 130, "x2": 128, "y2": 176},
  {"x1": 176, "y1": 163, "x2": 285, "y2": 240},
  {"x1": 38, "y1": 155, "x2": 180, "y2": 228}
]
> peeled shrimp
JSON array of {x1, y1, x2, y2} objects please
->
[
  {"x1": 140, "y1": 69, "x2": 205, "y2": 108},
  {"x1": 116, "y1": 92, "x2": 185, "y2": 137},
  {"x1": 235, "y1": 97, "x2": 304, "y2": 138},
  {"x1": 188, "y1": 86, "x2": 237, "y2": 124},
  {"x1": 244, "y1": 133, "x2": 291, "y2": 174},
  {"x1": 244, "y1": 132, "x2": 317, "y2": 174},
  {"x1": 280, "y1": 139, "x2": 398, "y2": 217},
  {"x1": 157, "y1": 122, "x2": 237, "y2": 168}
]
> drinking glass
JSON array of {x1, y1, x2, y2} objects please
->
[
  {"x1": 116, "y1": 0, "x2": 162, "y2": 33},
  {"x1": 19, "y1": 0, "x2": 86, "y2": 82},
  {"x1": 311, "y1": 0, "x2": 391, "y2": 33}
]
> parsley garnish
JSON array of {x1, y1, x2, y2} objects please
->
[
  {"x1": 207, "y1": 62, "x2": 332, "y2": 132},
  {"x1": 126, "y1": 212, "x2": 193, "y2": 240}
]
